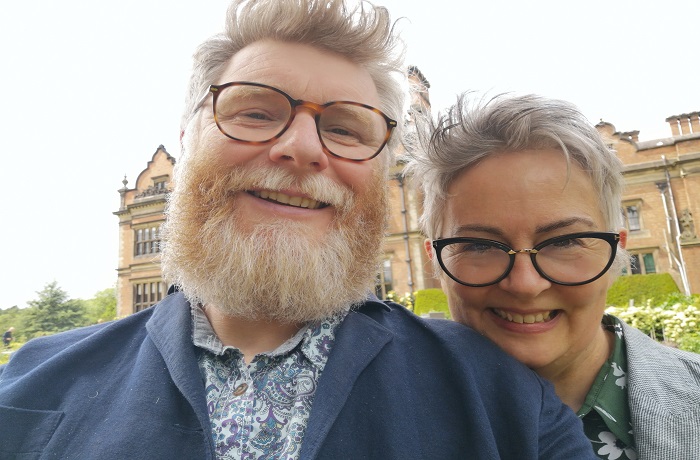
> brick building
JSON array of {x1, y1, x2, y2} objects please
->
[
  {"x1": 113, "y1": 146, "x2": 174, "y2": 316},
  {"x1": 597, "y1": 112, "x2": 700, "y2": 295}
]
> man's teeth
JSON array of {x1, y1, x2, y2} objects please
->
[
  {"x1": 253, "y1": 190, "x2": 323, "y2": 209},
  {"x1": 493, "y1": 309, "x2": 553, "y2": 324}
]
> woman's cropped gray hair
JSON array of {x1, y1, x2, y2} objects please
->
[
  {"x1": 407, "y1": 93, "x2": 627, "y2": 264},
  {"x1": 181, "y1": 0, "x2": 405, "y2": 166}
]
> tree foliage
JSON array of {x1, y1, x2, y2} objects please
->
[
  {"x1": 84, "y1": 288, "x2": 117, "y2": 324},
  {"x1": 0, "y1": 306, "x2": 28, "y2": 342},
  {"x1": 2, "y1": 282, "x2": 118, "y2": 341},
  {"x1": 0, "y1": 283, "x2": 118, "y2": 361},
  {"x1": 23, "y1": 282, "x2": 89, "y2": 339}
]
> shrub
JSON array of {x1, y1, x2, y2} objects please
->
[
  {"x1": 386, "y1": 291, "x2": 415, "y2": 311},
  {"x1": 679, "y1": 333, "x2": 700, "y2": 354},
  {"x1": 606, "y1": 273, "x2": 680, "y2": 306},
  {"x1": 606, "y1": 295, "x2": 700, "y2": 354},
  {"x1": 413, "y1": 289, "x2": 451, "y2": 319}
]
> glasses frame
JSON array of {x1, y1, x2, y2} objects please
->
[
  {"x1": 432, "y1": 231, "x2": 621, "y2": 287},
  {"x1": 194, "y1": 81, "x2": 397, "y2": 162}
]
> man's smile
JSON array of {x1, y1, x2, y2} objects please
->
[{"x1": 248, "y1": 190, "x2": 329, "y2": 209}]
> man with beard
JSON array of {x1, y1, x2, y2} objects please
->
[{"x1": 0, "y1": 1, "x2": 596, "y2": 458}]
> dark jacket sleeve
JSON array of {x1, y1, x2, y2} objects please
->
[
  {"x1": 536, "y1": 376, "x2": 595, "y2": 458},
  {"x1": 306, "y1": 301, "x2": 596, "y2": 459}
]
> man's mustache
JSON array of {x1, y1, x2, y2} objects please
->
[{"x1": 180, "y1": 163, "x2": 356, "y2": 214}]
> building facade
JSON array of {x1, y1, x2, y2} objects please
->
[
  {"x1": 113, "y1": 146, "x2": 175, "y2": 316},
  {"x1": 596, "y1": 112, "x2": 700, "y2": 295},
  {"x1": 376, "y1": 66, "x2": 440, "y2": 300}
]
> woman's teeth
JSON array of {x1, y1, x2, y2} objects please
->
[{"x1": 493, "y1": 308, "x2": 556, "y2": 324}]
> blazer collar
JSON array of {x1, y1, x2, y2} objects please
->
[
  {"x1": 300, "y1": 301, "x2": 394, "y2": 459},
  {"x1": 146, "y1": 293, "x2": 211, "y2": 432}
]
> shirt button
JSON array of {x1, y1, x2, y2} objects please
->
[{"x1": 233, "y1": 383, "x2": 248, "y2": 396}]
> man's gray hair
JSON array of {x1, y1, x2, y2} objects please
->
[
  {"x1": 182, "y1": 0, "x2": 405, "y2": 167},
  {"x1": 406, "y1": 93, "x2": 628, "y2": 271}
]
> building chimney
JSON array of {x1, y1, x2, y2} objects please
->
[
  {"x1": 666, "y1": 116, "x2": 681, "y2": 136},
  {"x1": 620, "y1": 130, "x2": 639, "y2": 142},
  {"x1": 680, "y1": 114, "x2": 691, "y2": 135},
  {"x1": 690, "y1": 112, "x2": 700, "y2": 134}
]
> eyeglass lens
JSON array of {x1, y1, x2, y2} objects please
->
[
  {"x1": 439, "y1": 235, "x2": 614, "y2": 286},
  {"x1": 213, "y1": 84, "x2": 390, "y2": 160}
]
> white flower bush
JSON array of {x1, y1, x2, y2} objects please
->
[{"x1": 606, "y1": 297, "x2": 700, "y2": 353}]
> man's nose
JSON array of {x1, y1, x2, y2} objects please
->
[{"x1": 268, "y1": 110, "x2": 329, "y2": 172}]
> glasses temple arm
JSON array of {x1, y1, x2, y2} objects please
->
[{"x1": 192, "y1": 88, "x2": 211, "y2": 114}]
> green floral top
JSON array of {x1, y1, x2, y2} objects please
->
[{"x1": 578, "y1": 314, "x2": 638, "y2": 460}]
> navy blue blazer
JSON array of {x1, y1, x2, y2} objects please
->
[{"x1": 0, "y1": 293, "x2": 595, "y2": 459}]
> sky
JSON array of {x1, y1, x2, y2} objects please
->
[{"x1": 1, "y1": 0, "x2": 698, "y2": 309}]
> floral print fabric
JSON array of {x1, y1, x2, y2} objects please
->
[
  {"x1": 579, "y1": 314, "x2": 637, "y2": 460},
  {"x1": 191, "y1": 305, "x2": 346, "y2": 460}
]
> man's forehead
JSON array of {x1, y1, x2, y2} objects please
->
[{"x1": 217, "y1": 40, "x2": 379, "y2": 106}]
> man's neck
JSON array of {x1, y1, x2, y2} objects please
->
[{"x1": 202, "y1": 305, "x2": 304, "y2": 363}]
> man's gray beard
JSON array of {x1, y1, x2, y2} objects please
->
[{"x1": 161, "y1": 159, "x2": 388, "y2": 324}]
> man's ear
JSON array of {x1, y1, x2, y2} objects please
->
[
  {"x1": 424, "y1": 238, "x2": 434, "y2": 260},
  {"x1": 618, "y1": 228, "x2": 628, "y2": 249}
]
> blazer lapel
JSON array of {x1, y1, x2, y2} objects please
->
[
  {"x1": 146, "y1": 293, "x2": 211, "y2": 431},
  {"x1": 300, "y1": 308, "x2": 393, "y2": 459}
]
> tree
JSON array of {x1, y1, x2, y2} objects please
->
[
  {"x1": 23, "y1": 282, "x2": 89, "y2": 339},
  {"x1": 85, "y1": 287, "x2": 117, "y2": 324}
]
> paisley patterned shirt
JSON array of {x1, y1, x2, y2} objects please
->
[
  {"x1": 579, "y1": 314, "x2": 638, "y2": 460},
  {"x1": 191, "y1": 305, "x2": 346, "y2": 460}
]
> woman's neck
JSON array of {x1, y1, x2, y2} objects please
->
[{"x1": 537, "y1": 327, "x2": 615, "y2": 412}]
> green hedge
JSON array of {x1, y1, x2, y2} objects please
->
[
  {"x1": 413, "y1": 288, "x2": 451, "y2": 319},
  {"x1": 606, "y1": 273, "x2": 680, "y2": 306}
]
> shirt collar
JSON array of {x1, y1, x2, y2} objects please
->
[
  {"x1": 579, "y1": 314, "x2": 634, "y2": 448},
  {"x1": 191, "y1": 304, "x2": 346, "y2": 371}
]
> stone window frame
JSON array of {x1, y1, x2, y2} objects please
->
[
  {"x1": 134, "y1": 224, "x2": 162, "y2": 256},
  {"x1": 624, "y1": 251, "x2": 656, "y2": 275},
  {"x1": 374, "y1": 256, "x2": 394, "y2": 299},
  {"x1": 622, "y1": 200, "x2": 644, "y2": 233},
  {"x1": 133, "y1": 280, "x2": 166, "y2": 312}
]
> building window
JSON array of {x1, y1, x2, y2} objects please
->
[
  {"x1": 375, "y1": 259, "x2": 393, "y2": 299},
  {"x1": 133, "y1": 281, "x2": 165, "y2": 312},
  {"x1": 642, "y1": 253, "x2": 656, "y2": 274},
  {"x1": 623, "y1": 204, "x2": 642, "y2": 232},
  {"x1": 154, "y1": 179, "x2": 167, "y2": 191},
  {"x1": 134, "y1": 224, "x2": 162, "y2": 256},
  {"x1": 624, "y1": 252, "x2": 656, "y2": 275}
]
